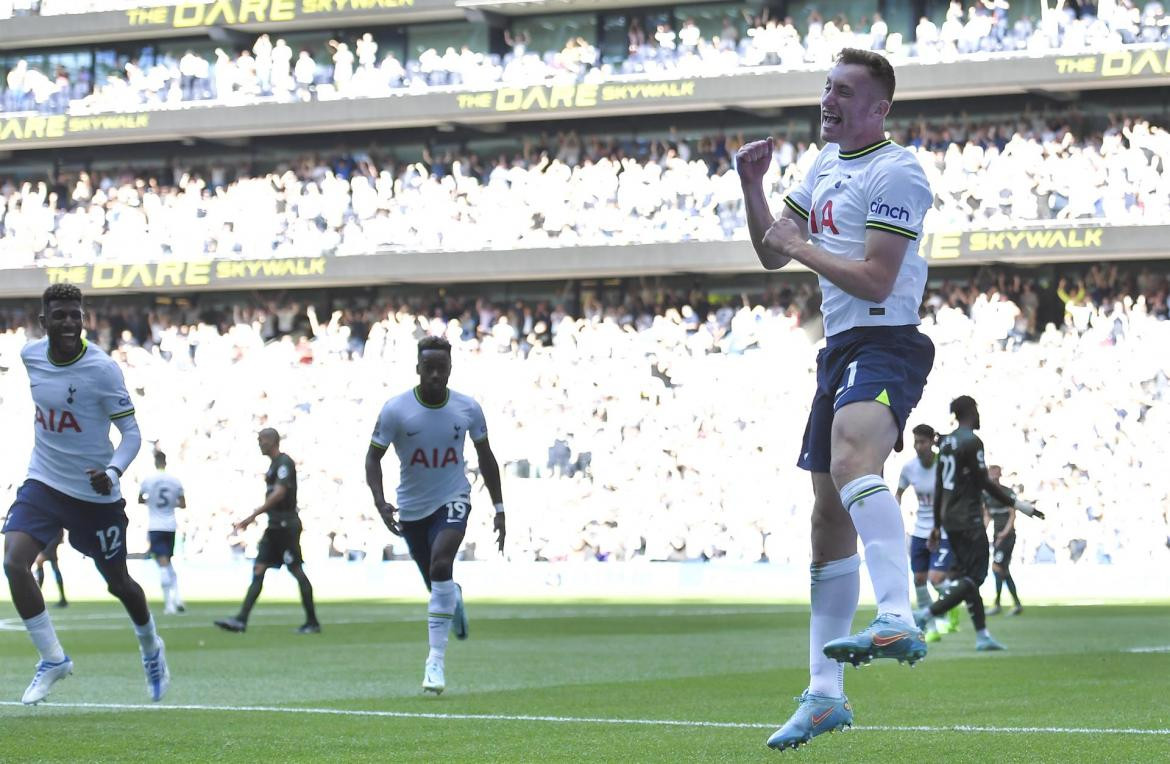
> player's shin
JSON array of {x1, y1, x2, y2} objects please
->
[
  {"x1": 132, "y1": 614, "x2": 161, "y2": 655},
  {"x1": 930, "y1": 576, "x2": 975, "y2": 615},
  {"x1": 966, "y1": 593, "x2": 988, "y2": 632},
  {"x1": 841, "y1": 476, "x2": 913, "y2": 622},
  {"x1": 428, "y1": 579, "x2": 457, "y2": 663},
  {"x1": 808, "y1": 554, "x2": 860, "y2": 697},
  {"x1": 24, "y1": 610, "x2": 66, "y2": 663}
]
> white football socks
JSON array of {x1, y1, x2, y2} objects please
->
[
  {"x1": 808, "y1": 554, "x2": 860, "y2": 698},
  {"x1": 427, "y1": 580, "x2": 457, "y2": 663},
  {"x1": 841, "y1": 475, "x2": 913, "y2": 624},
  {"x1": 133, "y1": 615, "x2": 161, "y2": 655},
  {"x1": 24, "y1": 610, "x2": 66, "y2": 663}
]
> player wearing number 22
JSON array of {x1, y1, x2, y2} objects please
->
[
  {"x1": 2, "y1": 284, "x2": 169, "y2": 705},
  {"x1": 913, "y1": 395, "x2": 1043, "y2": 650},
  {"x1": 366, "y1": 336, "x2": 506, "y2": 695},
  {"x1": 737, "y1": 49, "x2": 935, "y2": 750}
]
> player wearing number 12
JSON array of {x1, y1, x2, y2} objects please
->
[
  {"x1": 2, "y1": 284, "x2": 169, "y2": 705},
  {"x1": 366, "y1": 336, "x2": 506, "y2": 695},
  {"x1": 737, "y1": 49, "x2": 935, "y2": 751}
]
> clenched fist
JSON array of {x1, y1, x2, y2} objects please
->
[{"x1": 735, "y1": 137, "x2": 774, "y2": 185}]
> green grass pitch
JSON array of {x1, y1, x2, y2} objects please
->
[{"x1": 1, "y1": 601, "x2": 1167, "y2": 762}]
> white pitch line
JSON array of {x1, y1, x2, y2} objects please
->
[{"x1": 0, "y1": 701, "x2": 1167, "y2": 736}]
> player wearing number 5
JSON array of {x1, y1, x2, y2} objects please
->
[
  {"x1": 138, "y1": 450, "x2": 187, "y2": 614},
  {"x1": 3, "y1": 284, "x2": 168, "y2": 705},
  {"x1": 737, "y1": 50, "x2": 935, "y2": 750},
  {"x1": 365, "y1": 336, "x2": 506, "y2": 695}
]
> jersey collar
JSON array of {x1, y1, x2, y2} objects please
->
[
  {"x1": 839, "y1": 138, "x2": 892, "y2": 160},
  {"x1": 414, "y1": 387, "x2": 449, "y2": 409},
  {"x1": 47, "y1": 338, "x2": 88, "y2": 367}
]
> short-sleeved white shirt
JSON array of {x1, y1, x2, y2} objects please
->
[
  {"x1": 140, "y1": 471, "x2": 184, "y2": 531},
  {"x1": 898, "y1": 454, "x2": 937, "y2": 539},
  {"x1": 22, "y1": 338, "x2": 136, "y2": 503},
  {"x1": 370, "y1": 387, "x2": 488, "y2": 521},
  {"x1": 784, "y1": 140, "x2": 934, "y2": 337}
]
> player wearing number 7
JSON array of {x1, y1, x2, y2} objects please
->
[
  {"x1": 365, "y1": 335, "x2": 506, "y2": 695},
  {"x1": 2, "y1": 284, "x2": 168, "y2": 705},
  {"x1": 737, "y1": 49, "x2": 935, "y2": 750}
]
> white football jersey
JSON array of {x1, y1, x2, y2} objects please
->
[
  {"x1": 140, "y1": 471, "x2": 184, "y2": 531},
  {"x1": 784, "y1": 140, "x2": 934, "y2": 337},
  {"x1": 22, "y1": 338, "x2": 136, "y2": 503},
  {"x1": 898, "y1": 453, "x2": 937, "y2": 539},
  {"x1": 370, "y1": 387, "x2": 488, "y2": 521}
]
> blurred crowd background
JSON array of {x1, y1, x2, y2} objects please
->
[
  {"x1": 1, "y1": 263, "x2": 1167, "y2": 570},
  {"x1": 1, "y1": 114, "x2": 1166, "y2": 266}
]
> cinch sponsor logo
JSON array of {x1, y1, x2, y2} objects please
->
[
  {"x1": 409, "y1": 448, "x2": 460, "y2": 468},
  {"x1": 869, "y1": 198, "x2": 910, "y2": 222},
  {"x1": 35, "y1": 407, "x2": 81, "y2": 433}
]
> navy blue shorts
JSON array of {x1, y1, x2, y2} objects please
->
[
  {"x1": 3, "y1": 479, "x2": 129, "y2": 562},
  {"x1": 931, "y1": 536, "x2": 952, "y2": 572},
  {"x1": 148, "y1": 531, "x2": 176, "y2": 558},
  {"x1": 797, "y1": 325, "x2": 935, "y2": 473},
  {"x1": 909, "y1": 535, "x2": 932, "y2": 574},
  {"x1": 400, "y1": 500, "x2": 471, "y2": 588}
]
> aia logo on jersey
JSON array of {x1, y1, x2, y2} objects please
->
[
  {"x1": 410, "y1": 448, "x2": 460, "y2": 468},
  {"x1": 869, "y1": 198, "x2": 910, "y2": 222},
  {"x1": 35, "y1": 406, "x2": 81, "y2": 433},
  {"x1": 809, "y1": 200, "x2": 839, "y2": 235}
]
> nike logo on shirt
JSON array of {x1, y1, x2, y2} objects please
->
[{"x1": 406, "y1": 431, "x2": 421, "y2": 437}]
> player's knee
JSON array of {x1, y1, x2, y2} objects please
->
[
  {"x1": 2, "y1": 554, "x2": 32, "y2": 580},
  {"x1": 429, "y1": 560, "x2": 453, "y2": 581}
]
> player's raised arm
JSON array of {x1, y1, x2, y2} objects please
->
[{"x1": 737, "y1": 137, "x2": 804, "y2": 271}]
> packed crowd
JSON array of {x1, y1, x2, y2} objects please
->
[
  {"x1": 1, "y1": 113, "x2": 1166, "y2": 266},
  {"x1": 3, "y1": 1, "x2": 1168, "y2": 115},
  {"x1": 0, "y1": 266, "x2": 1167, "y2": 568}
]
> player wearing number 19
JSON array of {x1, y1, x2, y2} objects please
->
[
  {"x1": 2, "y1": 284, "x2": 169, "y2": 705},
  {"x1": 366, "y1": 336, "x2": 506, "y2": 695},
  {"x1": 737, "y1": 49, "x2": 935, "y2": 751}
]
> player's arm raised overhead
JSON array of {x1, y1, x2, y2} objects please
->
[
  {"x1": 89, "y1": 361, "x2": 142, "y2": 496},
  {"x1": 737, "y1": 137, "x2": 807, "y2": 270},
  {"x1": 365, "y1": 402, "x2": 402, "y2": 535},
  {"x1": 969, "y1": 437, "x2": 1044, "y2": 520}
]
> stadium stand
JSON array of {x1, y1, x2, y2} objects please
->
[{"x1": 0, "y1": 0, "x2": 1167, "y2": 585}]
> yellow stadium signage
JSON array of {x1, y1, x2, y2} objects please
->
[
  {"x1": 457, "y1": 80, "x2": 697, "y2": 113},
  {"x1": 922, "y1": 227, "x2": 1105, "y2": 260},
  {"x1": 126, "y1": 0, "x2": 414, "y2": 28},
  {"x1": 0, "y1": 114, "x2": 149, "y2": 144},
  {"x1": 45, "y1": 258, "x2": 328, "y2": 290},
  {"x1": 1054, "y1": 49, "x2": 1170, "y2": 78}
]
